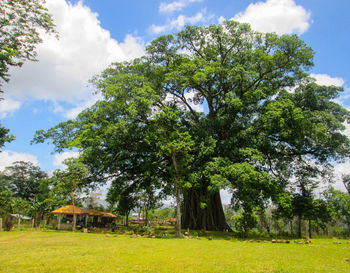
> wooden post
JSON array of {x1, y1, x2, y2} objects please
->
[
  {"x1": 43, "y1": 219, "x2": 47, "y2": 229},
  {"x1": 85, "y1": 215, "x2": 88, "y2": 227},
  {"x1": 0, "y1": 218, "x2": 2, "y2": 231},
  {"x1": 57, "y1": 214, "x2": 61, "y2": 230},
  {"x1": 17, "y1": 217, "x2": 21, "y2": 230},
  {"x1": 31, "y1": 218, "x2": 35, "y2": 230},
  {"x1": 73, "y1": 214, "x2": 77, "y2": 232}
]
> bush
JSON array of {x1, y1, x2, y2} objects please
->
[
  {"x1": 145, "y1": 225, "x2": 155, "y2": 236},
  {"x1": 4, "y1": 218, "x2": 14, "y2": 231}
]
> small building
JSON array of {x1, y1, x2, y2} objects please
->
[
  {"x1": 51, "y1": 205, "x2": 117, "y2": 230},
  {"x1": 51, "y1": 205, "x2": 87, "y2": 230},
  {"x1": 9, "y1": 214, "x2": 32, "y2": 221}
]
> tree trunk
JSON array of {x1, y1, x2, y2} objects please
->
[
  {"x1": 182, "y1": 184, "x2": 231, "y2": 231},
  {"x1": 175, "y1": 184, "x2": 182, "y2": 238},
  {"x1": 308, "y1": 219, "x2": 312, "y2": 239},
  {"x1": 125, "y1": 212, "x2": 129, "y2": 227},
  {"x1": 290, "y1": 219, "x2": 293, "y2": 236},
  {"x1": 72, "y1": 187, "x2": 76, "y2": 232},
  {"x1": 298, "y1": 213, "x2": 302, "y2": 238}
]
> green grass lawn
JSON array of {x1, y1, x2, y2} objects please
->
[{"x1": 0, "y1": 231, "x2": 350, "y2": 272}]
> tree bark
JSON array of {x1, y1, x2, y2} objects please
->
[
  {"x1": 182, "y1": 184, "x2": 231, "y2": 231},
  {"x1": 175, "y1": 184, "x2": 182, "y2": 237},
  {"x1": 298, "y1": 213, "x2": 302, "y2": 238},
  {"x1": 72, "y1": 189, "x2": 76, "y2": 232},
  {"x1": 308, "y1": 219, "x2": 312, "y2": 239},
  {"x1": 125, "y1": 211, "x2": 129, "y2": 227}
]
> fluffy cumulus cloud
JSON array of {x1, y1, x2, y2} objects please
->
[
  {"x1": 150, "y1": 11, "x2": 206, "y2": 34},
  {"x1": 53, "y1": 151, "x2": 80, "y2": 167},
  {"x1": 4, "y1": 0, "x2": 144, "y2": 108},
  {"x1": 310, "y1": 73, "x2": 349, "y2": 105},
  {"x1": 233, "y1": 0, "x2": 311, "y2": 35},
  {"x1": 0, "y1": 150, "x2": 39, "y2": 171},
  {"x1": 0, "y1": 97, "x2": 21, "y2": 118},
  {"x1": 159, "y1": 0, "x2": 203, "y2": 13},
  {"x1": 310, "y1": 73, "x2": 345, "y2": 87}
]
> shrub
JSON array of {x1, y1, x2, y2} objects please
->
[
  {"x1": 4, "y1": 218, "x2": 14, "y2": 231},
  {"x1": 145, "y1": 225, "x2": 155, "y2": 236}
]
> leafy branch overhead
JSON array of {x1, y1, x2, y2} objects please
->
[{"x1": 0, "y1": 0, "x2": 57, "y2": 91}]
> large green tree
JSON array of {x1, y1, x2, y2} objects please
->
[
  {"x1": 0, "y1": 161, "x2": 48, "y2": 201},
  {"x1": 33, "y1": 21, "x2": 350, "y2": 231},
  {"x1": 0, "y1": 0, "x2": 56, "y2": 91}
]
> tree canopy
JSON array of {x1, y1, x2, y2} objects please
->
[{"x1": 33, "y1": 21, "x2": 350, "y2": 231}]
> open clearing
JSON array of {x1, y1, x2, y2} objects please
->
[{"x1": 0, "y1": 231, "x2": 350, "y2": 272}]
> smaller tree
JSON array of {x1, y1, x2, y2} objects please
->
[
  {"x1": 51, "y1": 158, "x2": 89, "y2": 231},
  {"x1": 325, "y1": 187, "x2": 350, "y2": 235},
  {"x1": 310, "y1": 199, "x2": 333, "y2": 236},
  {"x1": 107, "y1": 182, "x2": 139, "y2": 227},
  {"x1": 149, "y1": 107, "x2": 194, "y2": 238},
  {"x1": 137, "y1": 187, "x2": 162, "y2": 226}
]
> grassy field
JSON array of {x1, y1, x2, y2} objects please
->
[{"x1": 0, "y1": 231, "x2": 350, "y2": 272}]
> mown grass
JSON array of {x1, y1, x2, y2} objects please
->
[{"x1": 0, "y1": 231, "x2": 349, "y2": 272}]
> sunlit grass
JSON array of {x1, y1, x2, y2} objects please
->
[{"x1": 0, "y1": 231, "x2": 349, "y2": 272}]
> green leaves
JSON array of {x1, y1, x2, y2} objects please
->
[
  {"x1": 0, "y1": 0, "x2": 57, "y2": 91},
  {"x1": 31, "y1": 20, "x2": 350, "y2": 230}
]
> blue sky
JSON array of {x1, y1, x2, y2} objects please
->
[{"x1": 1, "y1": 0, "x2": 350, "y2": 196}]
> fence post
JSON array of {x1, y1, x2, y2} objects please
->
[
  {"x1": 0, "y1": 218, "x2": 2, "y2": 231},
  {"x1": 31, "y1": 218, "x2": 35, "y2": 230}
]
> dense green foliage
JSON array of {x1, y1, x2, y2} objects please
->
[
  {"x1": 0, "y1": 161, "x2": 49, "y2": 223},
  {"x1": 33, "y1": 21, "x2": 350, "y2": 231}
]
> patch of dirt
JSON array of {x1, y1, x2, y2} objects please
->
[{"x1": 0, "y1": 233, "x2": 32, "y2": 243}]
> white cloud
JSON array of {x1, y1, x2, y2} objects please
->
[
  {"x1": 53, "y1": 151, "x2": 80, "y2": 167},
  {"x1": 159, "y1": 0, "x2": 202, "y2": 13},
  {"x1": 4, "y1": 0, "x2": 145, "y2": 106},
  {"x1": 0, "y1": 150, "x2": 39, "y2": 171},
  {"x1": 0, "y1": 97, "x2": 21, "y2": 118},
  {"x1": 233, "y1": 0, "x2": 311, "y2": 35},
  {"x1": 218, "y1": 16, "x2": 226, "y2": 24},
  {"x1": 150, "y1": 11, "x2": 205, "y2": 34},
  {"x1": 63, "y1": 93, "x2": 102, "y2": 119},
  {"x1": 309, "y1": 74, "x2": 349, "y2": 105},
  {"x1": 310, "y1": 73, "x2": 345, "y2": 87},
  {"x1": 333, "y1": 162, "x2": 349, "y2": 192}
]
